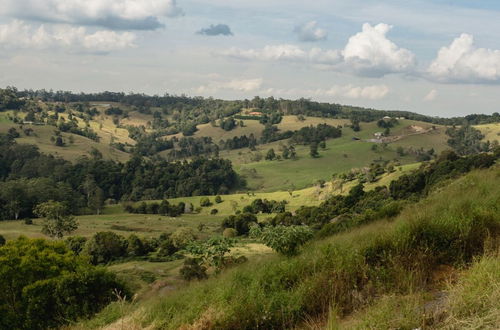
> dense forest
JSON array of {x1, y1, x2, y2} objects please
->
[{"x1": 0, "y1": 133, "x2": 244, "y2": 220}]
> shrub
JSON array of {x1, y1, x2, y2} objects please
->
[
  {"x1": 157, "y1": 234, "x2": 178, "y2": 257},
  {"x1": 250, "y1": 225, "x2": 313, "y2": 256},
  {"x1": 65, "y1": 236, "x2": 87, "y2": 255},
  {"x1": 179, "y1": 258, "x2": 207, "y2": 281},
  {"x1": 223, "y1": 228, "x2": 237, "y2": 238},
  {"x1": 24, "y1": 218, "x2": 33, "y2": 225},
  {"x1": 215, "y1": 195, "x2": 223, "y2": 204},
  {"x1": 0, "y1": 234, "x2": 5, "y2": 246},
  {"x1": 171, "y1": 228, "x2": 196, "y2": 249},
  {"x1": 83, "y1": 232, "x2": 128, "y2": 264},
  {"x1": 127, "y1": 234, "x2": 146, "y2": 257},
  {"x1": 210, "y1": 208, "x2": 219, "y2": 215},
  {"x1": 200, "y1": 197, "x2": 212, "y2": 207},
  {"x1": 0, "y1": 237, "x2": 128, "y2": 329}
]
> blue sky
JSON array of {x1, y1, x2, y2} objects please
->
[{"x1": 1, "y1": 0, "x2": 500, "y2": 117}]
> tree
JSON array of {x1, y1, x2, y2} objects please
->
[
  {"x1": 446, "y1": 125, "x2": 486, "y2": 155},
  {"x1": 88, "y1": 186, "x2": 105, "y2": 215},
  {"x1": 289, "y1": 145, "x2": 297, "y2": 159},
  {"x1": 282, "y1": 146, "x2": 290, "y2": 159},
  {"x1": 55, "y1": 136, "x2": 65, "y2": 147},
  {"x1": 186, "y1": 236, "x2": 234, "y2": 273},
  {"x1": 83, "y1": 231, "x2": 127, "y2": 264},
  {"x1": 250, "y1": 225, "x2": 313, "y2": 256},
  {"x1": 221, "y1": 213, "x2": 258, "y2": 235},
  {"x1": 310, "y1": 142, "x2": 319, "y2": 158},
  {"x1": 171, "y1": 228, "x2": 197, "y2": 249},
  {"x1": 265, "y1": 148, "x2": 276, "y2": 160},
  {"x1": 90, "y1": 147, "x2": 103, "y2": 160},
  {"x1": 127, "y1": 234, "x2": 145, "y2": 257},
  {"x1": 0, "y1": 237, "x2": 127, "y2": 329},
  {"x1": 200, "y1": 197, "x2": 212, "y2": 207},
  {"x1": 34, "y1": 201, "x2": 78, "y2": 239}
]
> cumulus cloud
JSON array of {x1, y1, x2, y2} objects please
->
[
  {"x1": 0, "y1": 20, "x2": 136, "y2": 53},
  {"x1": 428, "y1": 34, "x2": 500, "y2": 83},
  {"x1": 0, "y1": 0, "x2": 183, "y2": 30},
  {"x1": 197, "y1": 24, "x2": 233, "y2": 36},
  {"x1": 294, "y1": 21, "x2": 327, "y2": 42},
  {"x1": 423, "y1": 89, "x2": 438, "y2": 101},
  {"x1": 342, "y1": 23, "x2": 416, "y2": 76},
  {"x1": 221, "y1": 23, "x2": 415, "y2": 77},
  {"x1": 196, "y1": 78, "x2": 263, "y2": 94}
]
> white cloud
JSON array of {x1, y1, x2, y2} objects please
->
[
  {"x1": 342, "y1": 23, "x2": 416, "y2": 76},
  {"x1": 0, "y1": 0, "x2": 183, "y2": 30},
  {"x1": 196, "y1": 78, "x2": 263, "y2": 94},
  {"x1": 262, "y1": 84, "x2": 389, "y2": 100},
  {"x1": 423, "y1": 89, "x2": 438, "y2": 101},
  {"x1": 222, "y1": 44, "x2": 342, "y2": 65},
  {"x1": 323, "y1": 84, "x2": 390, "y2": 100},
  {"x1": 428, "y1": 34, "x2": 500, "y2": 83},
  {"x1": 221, "y1": 23, "x2": 414, "y2": 77},
  {"x1": 294, "y1": 21, "x2": 327, "y2": 42},
  {"x1": 223, "y1": 44, "x2": 307, "y2": 61},
  {"x1": 0, "y1": 20, "x2": 136, "y2": 53}
]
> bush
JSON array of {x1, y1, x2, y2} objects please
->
[
  {"x1": 127, "y1": 234, "x2": 146, "y2": 257},
  {"x1": 223, "y1": 228, "x2": 238, "y2": 238},
  {"x1": 215, "y1": 195, "x2": 223, "y2": 204},
  {"x1": 221, "y1": 213, "x2": 258, "y2": 235},
  {"x1": 65, "y1": 236, "x2": 87, "y2": 255},
  {"x1": 210, "y1": 208, "x2": 219, "y2": 215},
  {"x1": 200, "y1": 197, "x2": 212, "y2": 207},
  {"x1": 171, "y1": 228, "x2": 196, "y2": 249},
  {"x1": 179, "y1": 258, "x2": 207, "y2": 281},
  {"x1": 24, "y1": 218, "x2": 33, "y2": 225},
  {"x1": 83, "y1": 232, "x2": 128, "y2": 264},
  {"x1": 250, "y1": 225, "x2": 313, "y2": 256},
  {"x1": 157, "y1": 234, "x2": 178, "y2": 257},
  {"x1": 0, "y1": 234, "x2": 5, "y2": 246},
  {"x1": 0, "y1": 237, "x2": 128, "y2": 329}
]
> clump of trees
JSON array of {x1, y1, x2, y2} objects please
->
[
  {"x1": 0, "y1": 237, "x2": 128, "y2": 329},
  {"x1": 446, "y1": 125, "x2": 489, "y2": 155},
  {"x1": 241, "y1": 198, "x2": 287, "y2": 214},
  {"x1": 124, "y1": 200, "x2": 185, "y2": 217},
  {"x1": 221, "y1": 213, "x2": 258, "y2": 236}
]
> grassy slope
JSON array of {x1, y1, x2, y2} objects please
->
[
  {"x1": 0, "y1": 115, "x2": 130, "y2": 163},
  {"x1": 76, "y1": 166, "x2": 500, "y2": 329},
  {"x1": 475, "y1": 122, "x2": 500, "y2": 143},
  {"x1": 225, "y1": 119, "x2": 449, "y2": 191}
]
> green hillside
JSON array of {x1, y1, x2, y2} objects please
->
[
  {"x1": 227, "y1": 119, "x2": 449, "y2": 191},
  {"x1": 74, "y1": 166, "x2": 500, "y2": 329}
]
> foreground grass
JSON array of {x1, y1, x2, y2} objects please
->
[
  {"x1": 77, "y1": 167, "x2": 500, "y2": 329},
  {"x1": 335, "y1": 253, "x2": 499, "y2": 329}
]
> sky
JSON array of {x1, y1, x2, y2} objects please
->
[{"x1": 1, "y1": 1, "x2": 500, "y2": 117}]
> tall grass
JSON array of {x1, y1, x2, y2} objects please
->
[{"x1": 82, "y1": 168, "x2": 500, "y2": 329}]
